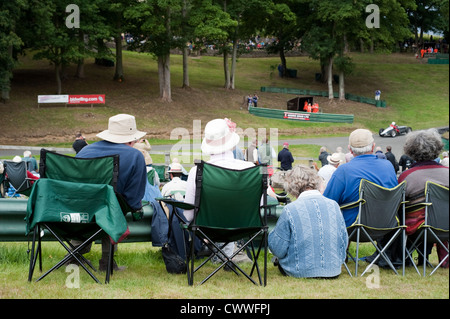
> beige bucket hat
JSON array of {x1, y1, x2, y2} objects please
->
[
  {"x1": 327, "y1": 153, "x2": 343, "y2": 165},
  {"x1": 97, "y1": 114, "x2": 146, "y2": 144}
]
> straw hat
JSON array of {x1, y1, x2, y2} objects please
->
[
  {"x1": 168, "y1": 162, "x2": 183, "y2": 173},
  {"x1": 201, "y1": 118, "x2": 240, "y2": 155},
  {"x1": 97, "y1": 114, "x2": 146, "y2": 144},
  {"x1": 327, "y1": 153, "x2": 342, "y2": 166}
]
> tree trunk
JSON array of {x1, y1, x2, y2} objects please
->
[
  {"x1": 339, "y1": 71, "x2": 345, "y2": 101},
  {"x1": 223, "y1": 49, "x2": 231, "y2": 89},
  {"x1": 182, "y1": 46, "x2": 190, "y2": 88},
  {"x1": 327, "y1": 56, "x2": 333, "y2": 100},
  {"x1": 181, "y1": 0, "x2": 189, "y2": 89},
  {"x1": 158, "y1": 54, "x2": 172, "y2": 102},
  {"x1": 114, "y1": 34, "x2": 124, "y2": 81},
  {"x1": 55, "y1": 62, "x2": 62, "y2": 95},
  {"x1": 1, "y1": 45, "x2": 13, "y2": 102},
  {"x1": 280, "y1": 48, "x2": 287, "y2": 77},
  {"x1": 75, "y1": 59, "x2": 85, "y2": 78},
  {"x1": 230, "y1": 39, "x2": 238, "y2": 90}
]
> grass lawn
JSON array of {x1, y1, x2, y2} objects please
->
[{"x1": 0, "y1": 241, "x2": 448, "y2": 300}]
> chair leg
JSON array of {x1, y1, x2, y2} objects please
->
[
  {"x1": 105, "y1": 242, "x2": 114, "y2": 284},
  {"x1": 35, "y1": 224, "x2": 101, "y2": 284},
  {"x1": 188, "y1": 229, "x2": 196, "y2": 286},
  {"x1": 28, "y1": 226, "x2": 38, "y2": 282},
  {"x1": 264, "y1": 229, "x2": 268, "y2": 287},
  {"x1": 423, "y1": 229, "x2": 428, "y2": 277},
  {"x1": 355, "y1": 228, "x2": 360, "y2": 277}
]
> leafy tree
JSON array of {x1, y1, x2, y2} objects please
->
[
  {"x1": 264, "y1": 0, "x2": 303, "y2": 78},
  {"x1": 19, "y1": 0, "x2": 109, "y2": 94},
  {"x1": 302, "y1": 0, "x2": 414, "y2": 101},
  {"x1": 408, "y1": 0, "x2": 447, "y2": 47},
  {"x1": 0, "y1": 0, "x2": 27, "y2": 102},
  {"x1": 126, "y1": 0, "x2": 185, "y2": 102}
]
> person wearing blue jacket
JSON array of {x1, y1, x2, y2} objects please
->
[
  {"x1": 75, "y1": 114, "x2": 147, "y2": 271},
  {"x1": 323, "y1": 129, "x2": 398, "y2": 227},
  {"x1": 269, "y1": 165, "x2": 348, "y2": 278}
]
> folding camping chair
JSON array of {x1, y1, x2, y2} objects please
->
[
  {"x1": 2, "y1": 160, "x2": 34, "y2": 197},
  {"x1": 341, "y1": 179, "x2": 407, "y2": 277},
  {"x1": 159, "y1": 161, "x2": 269, "y2": 286},
  {"x1": 406, "y1": 181, "x2": 449, "y2": 276},
  {"x1": 26, "y1": 149, "x2": 128, "y2": 284}
]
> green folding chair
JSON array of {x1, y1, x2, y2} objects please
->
[
  {"x1": 26, "y1": 149, "x2": 127, "y2": 284},
  {"x1": 161, "y1": 161, "x2": 269, "y2": 286},
  {"x1": 341, "y1": 179, "x2": 407, "y2": 277},
  {"x1": 406, "y1": 181, "x2": 449, "y2": 276}
]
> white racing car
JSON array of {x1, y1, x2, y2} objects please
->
[{"x1": 379, "y1": 123, "x2": 412, "y2": 138}]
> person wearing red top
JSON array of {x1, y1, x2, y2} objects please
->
[{"x1": 397, "y1": 129, "x2": 449, "y2": 268}]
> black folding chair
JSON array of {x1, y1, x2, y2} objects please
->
[
  {"x1": 406, "y1": 181, "x2": 449, "y2": 276},
  {"x1": 26, "y1": 149, "x2": 127, "y2": 284},
  {"x1": 341, "y1": 179, "x2": 407, "y2": 277},
  {"x1": 2, "y1": 160, "x2": 34, "y2": 197}
]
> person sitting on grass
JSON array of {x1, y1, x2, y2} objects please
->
[{"x1": 269, "y1": 164, "x2": 348, "y2": 278}]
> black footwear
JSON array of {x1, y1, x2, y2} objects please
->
[
  {"x1": 99, "y1": 259, "x2": 127, "y2": 272},
  {"x1": 223, "y1": 262, "x2": 236, "y2": 272},
  {"x1": 196, "y1": 245, "x2": 213, "y2": 258}
]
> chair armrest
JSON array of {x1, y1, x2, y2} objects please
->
[
  {"x1": 156, "y1": 197, "x2": 196, "y2": 211},
  {"x1": 340, "y1": 199, "x2": 366, "y2": 210}
]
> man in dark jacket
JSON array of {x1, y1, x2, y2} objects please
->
[
  {"x1": 278, "y1": 142, "x2": 294, "y2": 171},
  {"x1": 385, "y1": 146, "x2": 399, "y2": 173}
]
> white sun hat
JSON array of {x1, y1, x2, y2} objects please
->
[
  {"x1": 201, "y1": 118, "x2": 240, "y2": 155},
  {"x1": 97, "y1": 114, "x2": 146, "y2": 144}
]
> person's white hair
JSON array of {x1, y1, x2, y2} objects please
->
[
  {"x1": 349, "y1": 144, "x2": 373, "y2": 156},
  {"x1": 284, "y1": 164, "x2": 321, "y2": 198}
]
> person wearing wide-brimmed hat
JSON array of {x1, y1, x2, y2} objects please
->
[
  {"x1": 183, "y1": 118, "x2": 255, "y2": 264},
  {"x1": 161, "y1": 162, "x2": 188, "y2": 201},
  {"x1": 318, "y1": 152, "x2": 342, "y2": 188},
  {"x1": 76, "y1": 113, "x2": 147, "y2": 271}
]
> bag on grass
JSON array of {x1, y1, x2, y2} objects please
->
[{"x1": 162, "y1": 242, "x2": 186, "y2": 274}]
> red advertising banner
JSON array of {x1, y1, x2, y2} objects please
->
[{"x1": 68, "y1": 94, "x2": 105, "y2": 104}]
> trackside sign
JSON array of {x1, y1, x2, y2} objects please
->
[
  {"x1": 69, "y1": 94, "x2": 105, "y2": 104},
  {"x1": 37, "y1": 94, "x2": 105, "y2": 107}
]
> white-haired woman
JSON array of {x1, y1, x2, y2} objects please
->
[
  {"x1": 268, "y1": 165, "x2": 348, "y2": 278},
  {"x1": 398, "y1": 128, "x2": 449, "y2": 268}
]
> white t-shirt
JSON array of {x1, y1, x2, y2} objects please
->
[{"x1": 183, "y1": 151, "x2": 254, "y2": 222}]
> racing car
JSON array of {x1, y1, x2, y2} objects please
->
[{"x1": 379, "y1": 122, "x2": 412, "y2": 137}]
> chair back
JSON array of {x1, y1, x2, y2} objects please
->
[
  {"x1": 353, "y1": 179, "x2": 406, "y2": 238},
  {"x1": 194, "y1": 161, "x2": 267, "y2": 230},
  {"x1": 26, "y1": 149, "x2": 125, "y2": 243},
  {"x1": 425, "y1": 181, "x2": 449, "y2": 233},
  {"x1": 4, "y1": 161, "x2": 31, "y2": 192},
  {"x1": 39, "y1": 149, "x2": 118, "y2": 189}
]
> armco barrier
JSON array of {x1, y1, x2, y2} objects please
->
[
  {"x1": 0, "y1": 198, "x2": 282, "y2": 243},
  {"x1": 261, "y1": 86, "x2": 387, "y2": 108},
  {"x1": 249, "y1": 106, "x2": 354, "y2": 124}
]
